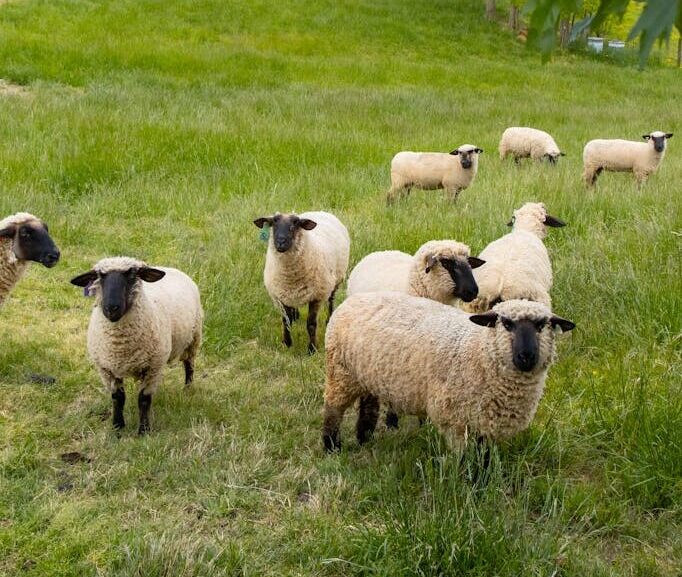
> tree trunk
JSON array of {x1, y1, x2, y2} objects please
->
[
  {"x1": 678, "y1": 37, "x2": 681, "y2": 67},
  {"x1": 509, "y1": 5, "x2": 519, "y2": 31},
  {"x1": 485, "y1": 0, "x2": 496, "y2": 21},
  {"x1": 559, "y1": 18, "x2": 571, "y2": 48}
]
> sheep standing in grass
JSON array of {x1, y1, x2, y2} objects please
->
[
  {"x1": 387, "y1": 144, "x2": 483, "y2": 203},
  {"x1": 583, "y1": 131, "x2": 673, "y2": 187},
  {"x1": 253, "y1": 211, "x2": 350, "y2": 354},
  {"x1": 71, "y1": 257, "x2": 203, "y2": 434},
  {"x1": 347, "y1": 240, "x2": 485, "y2": 305},
  {"x1": 322, "y1": 294, "x2": 574, "y2": 452},
  {"x1": 499, "y1": 127, "x2": 565, "y2": 164},
  {"x1": 0, "y1": 212, "x2": 60, "y2": 307},
  {"x1": 462, "y1": 202, "x2": 565, "y2": 313}
]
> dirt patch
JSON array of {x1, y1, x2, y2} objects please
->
[{"x1": 0, "y1": 79, "x2": 29, "y2": 97}]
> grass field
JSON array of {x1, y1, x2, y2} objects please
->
[{"x1": 0, "y1": 0, "x2": 680, "y2": 575}]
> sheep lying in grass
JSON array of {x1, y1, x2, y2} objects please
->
[
  {"x1": 499, "y1": 127, "x2": 565, "y2": 164},
  {"x1": 71, "y1": 257, "x2": 203, "y2": 435},
  {"x1": 253, "y1": 211, "x2": 350, "y2": 354},
  {"x1": 462, "y1": 202, "x2": 565, "y2": 313},
  {"x1": 347, "y1": 240, "x2": 485, "y2": 305},
  {"x1": 583, "y1": 131, "x2": 673, "y2": 187},
  {"x1": 322, "y1": 294, "x2": 574, "y2": 452},
  {"x1": 0, "y1": 212, "x2": 60, "y2": 307},
  {"x1": 387, "y1": 144, "x2": 483, "y2": 203}
]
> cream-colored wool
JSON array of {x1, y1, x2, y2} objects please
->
[
  {"x1": 387, "y1": 144, "x2": 481, "y2": 202},
  {"x1": 583, "y1": 131, "x2": 671, "y2": 186},
  {"x1": 263, "y1": 211, "x2": 350, "y2": 310},
  {"x1": 499, "y1": 127, "x2": 562, "y2": 161},
  {"x1": 323, "y1": 294, "x2": 565, "y2": 447},
  {"x1": 463, "y1": 203, "x2": 554, "y2": 313},
  {"x1": 0, "y1": 212, "x2": 41, "y2": 306},
  {"x1": 347, "y1": 240, "x2": 472, "y2": 305},
  {"x1": 86, "y1": 257, "x2": 203, "y2": 395}
]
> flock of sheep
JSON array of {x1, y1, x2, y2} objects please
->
[{"x1": 0, "y1": 126, "x2": 672, "y2": 452}]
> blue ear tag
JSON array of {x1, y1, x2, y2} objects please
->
[
  {"x1": 84, "y1": 281, "x2": 95, "y2": 297},
  {"x1": 259, "y1": 224, "x2": 270, "y2": 243}
]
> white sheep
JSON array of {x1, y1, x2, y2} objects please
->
[
  {"x1": 253, "y1": 211, "x2": 350, "y2": 354},
  {"x1": 347, "y1": 240, "x2": 485, "y2": 305},
  {"x1": 462, "y1": 202, "x2": 565, "y2": 314},
  {"x1": 387, "y1": 144, "x2": 483, "y2": 203},
  {"x1": 499, "y1": 127, "x2": 565, "y2": 164},
  {"x1": 71, "y1": 257, "x2": 203, "y2": 434},
  {"x1": 322, "y1": 294, "x2": 574, "y2": 452},
  {"x1": 583, "y1": 131, "x2": 673, "y2": 186},
  {"x1": 0, "y1": 212, "x2": 60, "y2": 307}
]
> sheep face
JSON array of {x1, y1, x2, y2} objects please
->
[
  {"x1": 450, "y1": 145, "x2": 483, "y2": 170},
  {"x1": 428, "y1": 255, "x2": 484, "y2": 303},
  {"x1": 644, "y1": 131, "x2": 673, "y2": 153},
  {"x1": 470, "y1": 300, "x2": 574, "y2": 373},
  {"x1": 71, "y1": 266, "x2": 165, "y2": 322},
  {"x1": 0, "y1": 219, "x2": 60, "y2": 268},
  {"x1": 544, "y1": 152, "x2": 565, "y2": 165},
  {"x1": 253, "y1": 213, "x2": 317, "y2": 253},
  {"x1": 507, "y1": 202, "x2": 565, "y2": 237}
]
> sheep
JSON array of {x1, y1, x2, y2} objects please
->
[
  {"x1": 253, "y1": 211, "x2": 350, "y2": 354},
  {"x1": 499, "y1": 127, "x2": 565, "y2": 164},
  {"x1": 347, "y1": 239, "x2": 485, "y2": 428},
  {"x1": 322, "y1": 294, "x2": 574, "y2": 452},
  {"x1": 0, "y1": 212, "x2": 60, "y2": 307},
  {"x1": 387, "y1": 144, "x2": 483, "y2": 203},
  {"x1": 583, "y1": 131, "x2": 673, "y2": 187},
  {"x1": 347, "y1": 240, "x2": 485, "y2": 305},
  {"x1": 462, "y1": 202, "x2": 565, "y2": 314},
  {"x1": 70, "y1": 257, "x2": 203, "y2": 434}
]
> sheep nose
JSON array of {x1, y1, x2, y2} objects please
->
[
  {"x1": 515, "y1": 351, "x2": 537, "y2": 372},
  {"x1": 459, "y1": 290, "x2": 477, "y2": 303},
  {"x1": 43, "y1": 251, "x2": 60, "y2": 267},
  {"x1": 103, "y1": 304, "x2": 121, "y2": 318}
]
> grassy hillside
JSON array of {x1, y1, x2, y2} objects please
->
[{"x1": 0, "y1": 0, "x2": 680, "y2": 575}]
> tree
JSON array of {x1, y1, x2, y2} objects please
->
[
  {"x1": 486, "y1": 0, "x2": 497, "y2": 21},
  {"x1": 524, "y1": 0, "x2": 682, "y2": 66}
]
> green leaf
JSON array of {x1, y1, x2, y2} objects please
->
[{"x1": 627, "y1": 0, "x2": 680, "y2": 67}]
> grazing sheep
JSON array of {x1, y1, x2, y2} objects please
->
[
  {"x1": 462, "y1": 202, "x2": 565, "y2": 313},
  {"x1": 322, "y1": 294, "x2": 574, "y2": 452},
  {"x1": 387, "y1": 144, "x2": 483, "y2": 203},
  {"x1": 253, "y1": 211, "x2": 350, "y2": 354},
  {"x1": 0, "y1": 212, "x2": 60, "y2": 307},
  {"x1": 499, "y1": 127, "x2": 565, "y2": 164},
  {"x1": 583, "y1": 131, "x2": 673, "y2": 187},
  {"x1": 71, "y1": 257, "x2": 203, "y2": 434},
  {"x1": 347, "y1": 240, "x2": 485, "y2": 305}
]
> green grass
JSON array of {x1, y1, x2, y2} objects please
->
[{"x1": 0, "y1": 0, "x2": 680, "y2": 575}]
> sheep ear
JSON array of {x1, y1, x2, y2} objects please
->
[
  {"x1": 642, "y1": 134, "x2": 651, "y2": 140},
  {"x1": 449, "y1": 149, "x2": 460, "y2": 155},
  {"x1": 544, "y1": 215, "x2": 566, "y2": 227},
  {"x1": 469, "y1": 312, "x2": 498, "y2": 328},
  {"x1": 474, "y1": 148, "x2": 483, "y2": 154},
  {"x1": 298, "y1": 219, "x2": 317, "y2": 231},
  {"x1": 665, "y1": 133, "x2": 673, "y2": 139},
  {"x1": 0, "y1": 225, "x2": 16, "y2": 238},
  {"x1": 70, "y1": 271, "x2": 97, "y2": 287},
  {"x1": 506, "y1": 219, "x2": 514, "y2": 227},
  {"x1": 138, "y1": 267, "x2": 165, "y2": 283},
  {"x1": 424, "y1": 254, "x2": 438, "y2": 273},
  {"x1": 550, "y1": 316, "x2": 575, "y2": 332},
  {"x1": 468, "y1": 256, "x2": 485, "y2": 269},
  {"x1": 253, "y1": 217, "x2": 273, "y2": 229}
]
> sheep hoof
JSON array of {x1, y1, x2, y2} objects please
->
[
  {"x1": 385, "y1": 411, "x2": 399, "y2": 429},
  {"x1": 307, "y1": 343, "x2": 317, "y2": 355},
  {"x1": 323, "y1": 434, "x2": 341, "y2": 453}
]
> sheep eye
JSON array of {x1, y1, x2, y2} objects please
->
[
  {"x1": 20, "y1": 229, "x2": 32, "y2": 238},
  {"x1": 501, "y1": 318, "x2": 514, "y2": 331},
  {"x1": 535, "y1": 320, "x2": 546, "y2": 331}
]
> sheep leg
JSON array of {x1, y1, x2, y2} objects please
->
[
  {"x1": 446, "y1": 186, "x2": 461, "y2": 202},
  {"x1": 356, "y1": 394, "x2": 380, "y2": 444},
  {"x1": 138, "y1": 369, "x2": 162, "y2": 435},
  {"x1": 322, "y1": 404, "x2": 344, "y2": 452},
  {"x1": 385, "y1": 409, "x2": 399, "y2": 429},
  {"x1": 322, "y1": 362, "x2": 360, "y2": 452},
  {"x1": 386, "y1": 185, "x2": 410, "y2": 204},
  {"x1": 282, "y1": 305, "x2": 298, "y2": 348},
  {"x1": 327, "y1": 288, "x2": 337, "y2": 322},
  {"x1": 307, "y1": 300, "x2": 321, "y2": 354},
  {"x1": 112, "y1": 381, "x2": 125, "y2": 430},
  {"x1": 183, "y1": 360, "x2": 194, "y2": 386},
  {"x1": 634, "y1": 170, "x2": 648, "y2": 188}
]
